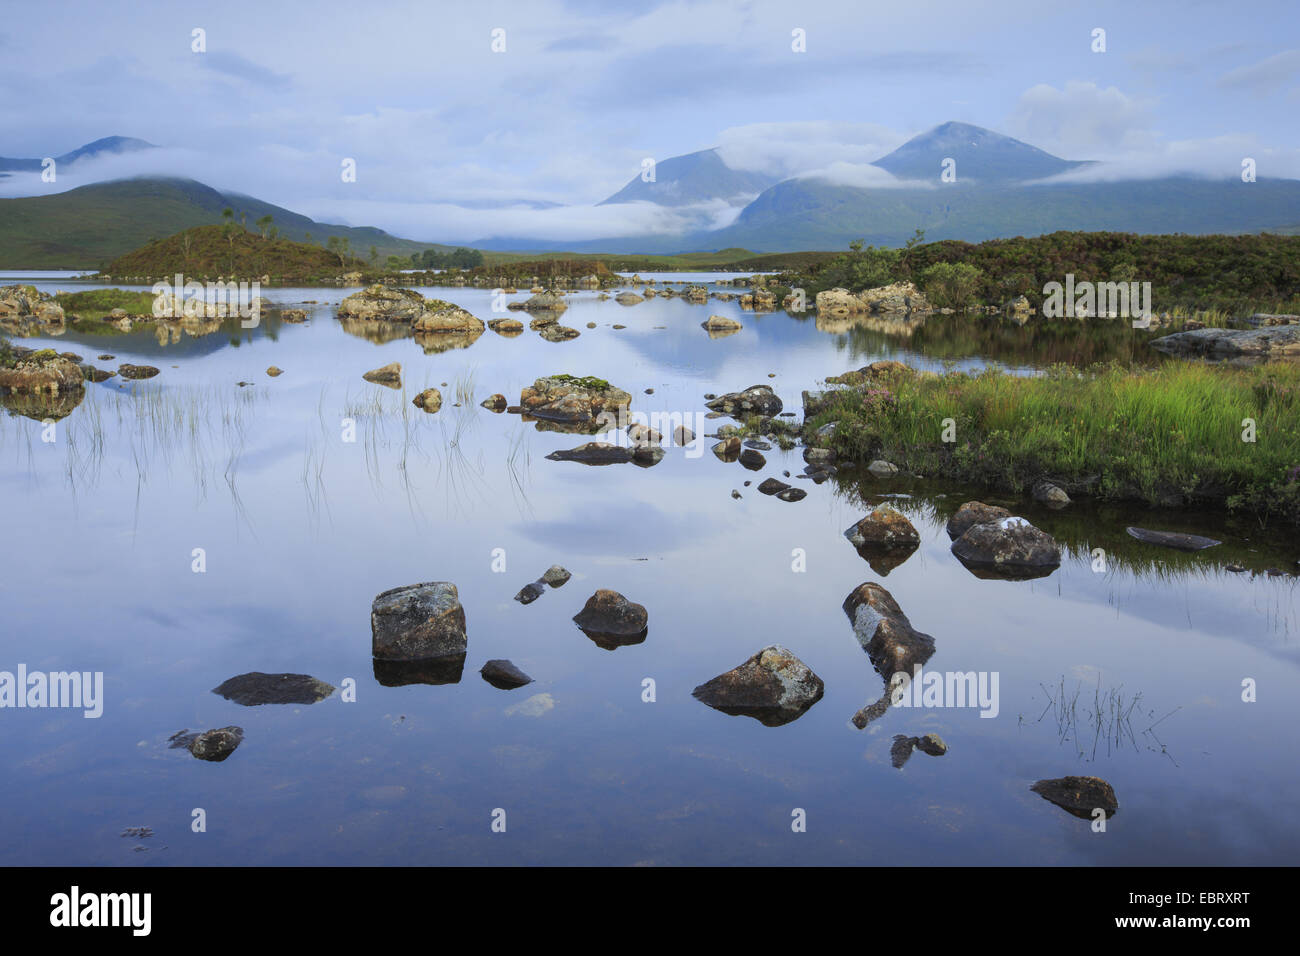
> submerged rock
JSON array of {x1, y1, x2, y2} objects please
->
[
  {"x1": 890, "y1": 732, "x2": 947, "y2": 768},
  {"x1": 1030, "y1": 775, "x2": 1119, "y2": 819},
  {"x1": 572, "y1": 590, "x2": 648, "y2": 649},
  {"x1": 775, "y1": 487, "x2": 807, "y2": 502},
  {"x1": 363, "y1": 362, "x2": 402, "y2": 388},
  {"x1": 480, "y1": 660, "x2": 533, "y2": 689},
  {"x1": 951, "y1": 516, "x2": 1061, "y2": 579},
  {"x1": 1125, "y1": 527, "x2": 1221, "y2": 551},
  {"x1": 1032, "y1": 479, "x2": 1071, "y2": 507},
  {"x1": 212, "y1": 673, "x2": 335, "y2": 706},
  {"x1": 692, "y1": 645, "x2": 824, "y2": 726},
  {"x1": 371, "y1": 582, "x2": 467, "y2": 662}
]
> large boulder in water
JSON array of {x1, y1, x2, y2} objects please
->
[
  {"x1": 1150, "y1": 324, "x2": 1300, "y2": 359},
  {"x1": 337, "y1": 285, "x2": 428, "y2": 322},
  {"x1": 692, "y1": 645, "x2": 824, "y2": 726},
  {"x1": 520, "y1": 375, "x2": 631, "y2": 425},
  {"x1": 572, "y1": 589, "x2": 647, "y2": 649},
  {"x1": 412, "y1": 303, "x2": 485, "y2": 334},
  {"x1": 371, "y1": 582, "x2": 468, "y2": 662},
  {"x1": 705, "y1": 384, "x2": 782, "y2": 417},
  {"x1": 842, "y1": 582, "x2": 936, "y2": 729},
  {"x1": 0, "y1": 351, "x2": 85, "y2": 421},
  {"x1": 520, "y1": 291, "x2": 568, "y2": 313},
  {"x1": 951, "y1": 516, "x2": 1060, "y2": 579},
  {"x1": 844, "y1": 505, "x2": 921, "y2": 550}
]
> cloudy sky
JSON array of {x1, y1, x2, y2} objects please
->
[{"x1": 2, "y1": 0, "x2": 1298, "y2": 242}]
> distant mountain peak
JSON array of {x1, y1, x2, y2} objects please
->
[
  {"x1": 0, "y1": 135, "x2": 158, "y2": 173},
  {"x1": 872, "y1": 121, "x2": 1086, "y2": 183},
  {"x1": 598, "y1": 147, "x2": 778, "y2": 207}
]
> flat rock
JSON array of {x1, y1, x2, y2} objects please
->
[
  {"x1": 212, "y1": 672, "x2": 335, "y2": 705},
  {"x1": 118, "y1": 364, "x2": 160, "y2": 380},
  {"x1": 545, "y1": 441, "x2": 633, "y2": 465}
]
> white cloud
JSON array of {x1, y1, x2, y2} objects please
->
[{"x1": 1008, "y1": 81, "x2": 1157, "y2": 160}]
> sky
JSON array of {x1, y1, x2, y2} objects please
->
[{"x1": 1, "y1": 0, "x2": 1299, "y2": 243}]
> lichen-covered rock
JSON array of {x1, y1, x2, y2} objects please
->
[
  {"x1": 1030, "y1": 775, "x2": 1119, "y2": 819},
  {"x1": 702, "y1": 315, "x2": 742, "y2": 332},
  {"x1": 520, "y1": 375, "x2": 631, "y2": 424},
  {"x1": 337, "y1": 285, "x2": 428, "y2": 322},
  {"x1": 1151, "y1": 324, "x2": 1300, "y2": 358},
  {"x1": 705, "y1": 384, "x2": 782, "y2": 418},
  {"x1": 412, "y1": 304, "x2": 484, "y2": 334},
  {"x1": 845, "y1": 505, "x2": 920, "y2": 550},
  {"x1": 520, "y1": 292, "x2": 568, "y2": 313},
  {"x1": 371, "y1": 582, "x2": 467, "y2": 662},
  {"x1": 615, "y1": 292, "x2": 644, "y2": 306},
  {"x1": 946, "y1": 501, "x2": 1012, "y2": 539},
  {"x1": 488, "y1": 318, "x2": 523, "y2": 335},
  {"x1": 843, "y1": 583, "x2": 937, "y2": 729},
  {"x1": 692, "y1": 645, "x2": 824, "y2": 727},
  {"x1": 541, "y1": 565, "x2": 571, "y2": 586},
  {"x1": 951, "y1": 516, "x2": 1060, "y2": 578},
  {"x1": 212, "y1": 673, "x2": 334, "y2": 706}
]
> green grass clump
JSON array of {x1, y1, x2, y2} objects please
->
[
  {"x1": 808, "y1": 361, "x2": 1300, "y2": 521},
  {"x1": 56, "y1": 288, "x2": 156, "y2": 319},
  {"x1": 549, "y1": 374, "x2": 612, "y2": 390}
]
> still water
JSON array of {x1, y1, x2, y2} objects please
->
[{"x1": 1, "y1": 275, "x2": 1296, "y2": 865}]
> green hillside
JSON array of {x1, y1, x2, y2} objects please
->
[
  {"x1": 0, "y1": 177, "x2": 451, "y2": 269},
  {"x1": 102, "y1": 224, "x2": 363, "y2": 281}
]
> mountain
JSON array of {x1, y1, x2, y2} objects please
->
[
  {"x1": 0, "y1": 136, "x2": 157, "y2": 173},
  {"x1": 708, "y1": 176, "x2": 1300, "y2": 252},
  {"x1": 598, "y1": 148, "x2": 778, "y2": 206},
  {"x1": 0, "y1": 176, "x2": 445, "y2": 268},
  {"x1": 871, "y1": 121, "x2": 1090, "y2": 183},
  {"x1": 700, "y1": 122, "x2": 1300, "y2": 251}
]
